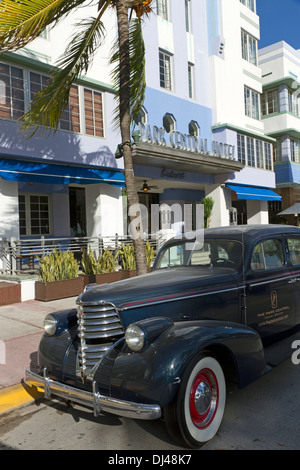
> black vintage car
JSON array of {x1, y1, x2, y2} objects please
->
[{"x1": 25, "y1": 225, "x2": 300, "y2": 448}]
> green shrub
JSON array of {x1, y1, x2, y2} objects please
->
[
  {"x1": 145, "y1": 241, "x2": 154, "y2": 268},
  {"x1": 81, "y1": 247, "x2": 118, "y2": 274},
  {"x1": 118, "y1": 243, "x2": 136, "y2": 270},
  {"x1": 38, "y1": 249, "x2": 79, "y2": 282},
  {"x1": 118, "y1": 241, "x2": 155, "y2": 270}
]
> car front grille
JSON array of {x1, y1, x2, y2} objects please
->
[{"x1": 76, "y1": 301, "x2": 124, "y2": 381}]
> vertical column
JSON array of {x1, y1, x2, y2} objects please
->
[
  {"x1": 85, "y1": 184, "x2": 124, "y2": 238},
  {"x1": 205, "y1": 184, "x2": 231, "y2": 227},
  {"x1": 279, "y1": 84, "x2": 289, "y2": 113},
  {"x1": 0, "y1": 178, "x2": 19, "y2": 239},
  {"x1": 246, "y1": 200, "x2": 269, "y2": 224}
]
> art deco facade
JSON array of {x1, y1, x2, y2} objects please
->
[{"x1": 0, "y1": 0, "x2": 280, "y2": 247}]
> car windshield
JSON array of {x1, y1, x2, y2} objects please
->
[{"x1": 155, "y1": 239, "x2": 243, "y2": 270}]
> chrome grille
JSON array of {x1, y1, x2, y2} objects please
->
[{"x1": 77, "y1": 301, "x2": 124, "y2": 380}]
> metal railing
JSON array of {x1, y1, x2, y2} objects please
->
[{"x1": 0, "y1": 234, "x2": 161, "y2": 275}]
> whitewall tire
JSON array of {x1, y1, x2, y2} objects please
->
[{"x1": 164, "y1": 354, "x2": 226, "y2": 448}]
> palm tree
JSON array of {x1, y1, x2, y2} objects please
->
[{"x1": 0, "y1": 0, "x2": 153, "y2": 275}]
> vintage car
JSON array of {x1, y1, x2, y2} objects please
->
[{"x1": 25, "y1": 225, "x2": 300, "y2": 448}]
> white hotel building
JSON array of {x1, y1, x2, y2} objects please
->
[
  {"x1": 259, "y1": 40, "x2": 300, "y2": 224},
  {"x1": 0, "y1": 0, "x2": 280, "y2": 252}
]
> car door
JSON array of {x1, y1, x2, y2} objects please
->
[{"x1": 244, "y1": 237, "x2": 296, "y2": 340}]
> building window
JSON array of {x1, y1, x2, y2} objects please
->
[
  {"x1": 237, "y1": 133, "x2": 273, "y2": 170},
  {"x1": 185, "y1": 0, "x2": 191, "y2": 32},
  {"x1": 237, "y1": 134, "x2": 246, "y2": 165},
  {"x1": 0, "y1": 63, "x2": 25, "y2": 120},
  {"x1": 159, "y1": 50, "x2": 172, "y2": 91},
  {"x1": 188, "y1": 120, "x2": 200, "y2": 137},
  {"x1": 291, "y1": 139, "x2": 300, "y2": 163},
  {"x1": 244, "y1": 86, "x2": 260, "y2": 119},
  {"x1": 288, "y1": 89, "x2": 300, "y2": 116},
  {"x1": 256, "y1": 139, "x2": 264, "y2": 168},
  {"x1": 163, "y1": 112, "x2": 175, "y2": 133},
  {"x1": 240, "y1": 0, "x2": 255, "y2": 12},
  {"x1": 19, "y1": 194, "x2": 50, "y2": 236},
  {"x1": 135, "y1": 106, "x2": 147, "y2": 125},
  {"x1": 60, "y1": 85, "x2": 80, "y2": 133},
  {"x1": 157, "y1": 0, "x2": 169, "y2": 20},
  {"x1": 30, "y1": 71, "x2": 81, "y2": 133},
  {"x1": 0, "y1": 62, "x2": 106, "y2": 138},
  {"x1": 261, "y1": 88, "x2": 279, "y2": 116},
  {"x1": 188, "y1": 63, "x2": 194, "y2": 99},
  {"x1": 264, "y1": 142, "x2": 272, "y2": 170},
  {"x1": 241, "y1": 29, "x2": 257, "y2": 65},
  {"x1": 83, "y1": 88, "x2": 104, "y2": 137},
  {"x1": 29, "y1": 71, "x2": 49, "y2": 99},
  {"x1": 247, "y1": 136, "x2": 255, "y2": 167}
]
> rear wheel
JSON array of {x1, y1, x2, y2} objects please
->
[{"x1": 164, "y1": 354, "x2": 226, "y2": 448}]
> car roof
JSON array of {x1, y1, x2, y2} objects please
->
[{"x1": 166, "y1": 224, "x2": 300, "y2": 245}]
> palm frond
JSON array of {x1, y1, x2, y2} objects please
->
[
  {"x1": 0, "y1": 0, "x2": 88, "y2": 51},
  {"x1": 129, "y1": 18, "x2": 146, "y2": 121},
  {"x1": 21, "y1": 13, "x2": 107, "y2": 136},
  {"x1": 110, "y1": 17, "x2": 145, "y2": 130}
]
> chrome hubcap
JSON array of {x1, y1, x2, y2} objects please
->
[
  {"x1": 194, "y1": 381, "x2": 212, "y2": 415},
  {"x1": 189, "y1": 368, "x2": 219, "y2": 429}
]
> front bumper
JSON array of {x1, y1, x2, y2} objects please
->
[{"x1": 24, "y1": 368, "x2": 161, "y2": 420}]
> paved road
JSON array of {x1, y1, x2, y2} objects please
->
[{"x1": 0, "y1": 357, "x2": 299, "y2": 451}]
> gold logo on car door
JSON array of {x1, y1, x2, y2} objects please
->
[{"x1": 271, "y1": 291, "x2": 278, "y2": 309}]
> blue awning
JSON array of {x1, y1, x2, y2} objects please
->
[
  {"x1": 226, "y1": 183, "x2": 281, "y2": 201},
  {"x1": 0, "y1": 158, "x2": 125, "y2": 187}
]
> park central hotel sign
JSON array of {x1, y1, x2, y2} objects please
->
[{"x1": 138, "y1": 123, "x2": 236, "y2": 161}]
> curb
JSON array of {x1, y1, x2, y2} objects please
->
[{"x1": 0, "y1": 383, "x2": 44, "y2": 415}]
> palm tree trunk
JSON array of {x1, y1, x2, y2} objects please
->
[{"x1": 116, "y1": 0, "x2": 147, "y2": 276}]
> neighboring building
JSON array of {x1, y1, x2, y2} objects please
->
[
  {"x1": 133, "y1": 0, "x2": 279, "y2": 230},
  {"x1": 0, "y1": 5, "x2": 124, "y2": 242},
  {"x1": 258, "y1": 40, "x2": 300, "y2": 224},
  {"x1": 0, "y1": 0, "x2": 281, "y2": 251}
]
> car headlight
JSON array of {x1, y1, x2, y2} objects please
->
[
  {"x1": 125, "y1": 324, "x2": 145, "y2": 352},
  {"x1": 44, "y1": 314, "x2": 57, "y2": 336},
  {"x1": 125, "y1": 317, "x2": 174, "y2": 352}
]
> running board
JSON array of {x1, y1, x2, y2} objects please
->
[{"x1": 264, "y1": 331, "x2": 300, "y2": 367}]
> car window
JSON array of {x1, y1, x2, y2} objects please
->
[
  {"x1": 155, "y1": 240, "x2": 242, "y2": 269},
  {"x1": 158, "y1": 244, "x2": 185, "y2": 267},
  {"x1": 250, "y1": 239, "x2": 285, "y2": 271},
  {"x1": 287, "y1": 237, "x2": 300, "y2": 265}
]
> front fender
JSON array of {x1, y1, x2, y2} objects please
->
[
  {"x1": 102, "y1": 320, "x2": 267, "y2": 409},
  {"x1": 38, "y1": 308, "x2": 78, "y2": 382}
]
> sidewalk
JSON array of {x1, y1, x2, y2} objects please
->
[{"x1": 0, "y1": 296, "x2": 79, "y2": 413}]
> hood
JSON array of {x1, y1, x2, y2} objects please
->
[{"x1": 78, "y1": 267, "x2": 237, "y2": 310}]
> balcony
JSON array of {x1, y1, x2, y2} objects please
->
[{"x1": 263, "y1": 112, "x2": 300, "y2": 139}]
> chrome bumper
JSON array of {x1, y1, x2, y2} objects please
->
[{"x1": 24, "y1": 368, "x2": 161, "y2": 420}]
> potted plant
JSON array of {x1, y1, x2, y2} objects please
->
[
  {"x1": 81, "y1": 247, "x2": 122, "y2": 286},
  {"x1": 118, "y1": 242, "x2": 154, "y2": 279},
  {"x1": 35, "y1": 249, "x2": 84, "y2": 301},
  {"x1": 201, "y1": 196, "x2": 214, "y2": 228},
  {"x1": 145, "y1": 241, "x2": 155, "y2": 269}
]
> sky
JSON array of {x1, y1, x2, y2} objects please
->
[{"x1": 256, "y1": 0, "x2": 300, "y2": 50}]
